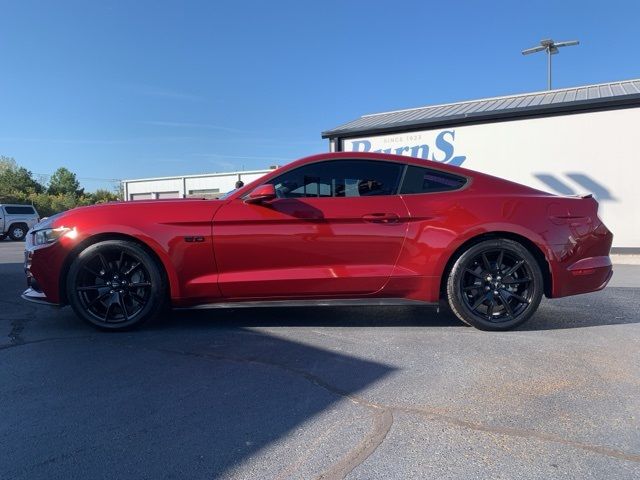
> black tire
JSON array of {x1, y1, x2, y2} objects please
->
[
  {"x1": 66, "y1": 240, "x2": 167, "y2": 331},
  {"x1": 446, "y1": 239, "x2": 543, "y2": 331},
  {"x1": 8, "y1": 224, "x2": 28, "y2": 241}
]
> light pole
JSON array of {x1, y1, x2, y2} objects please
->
[{"x1": 522, "y1": 39, "x2": 579, "y2": 90}]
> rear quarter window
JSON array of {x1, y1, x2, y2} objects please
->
[
  {"x1": 3, "y1": 206, "x2": 36, "y2": 215},
  {"x1": 400, "y1": 165, "x2": 467, "y2": 194}
]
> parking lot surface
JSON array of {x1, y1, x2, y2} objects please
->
[{"x1": 1, "y1": 240, "x2": 639, "y2": 479}]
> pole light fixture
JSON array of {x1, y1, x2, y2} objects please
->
[{"x1": 522, "y1": 39, "x2": 579, "y2": 90}]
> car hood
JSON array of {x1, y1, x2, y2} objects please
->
[{"x1": 47, "y1": 198, "x2": 225, "y2": 229}]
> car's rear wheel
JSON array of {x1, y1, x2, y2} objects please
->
[
  {"x1": 66, "y1": 240, "x2": 167, "y2": 331},
  {"x1": 9, "y1": 224, "x2": 27, "y2": 241},
  {"x1": 446, "y1": 239, "x2": 543, "y2": 330}
]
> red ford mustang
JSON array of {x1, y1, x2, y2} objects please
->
[{"x1": 22, "y1": 152, "x2": 613, "y2": 331}]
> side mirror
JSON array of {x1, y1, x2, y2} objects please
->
[{"x1": 245, "y1": 184, "x2": 277, "y2": 204}]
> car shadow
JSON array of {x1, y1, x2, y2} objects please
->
[
  {"x1": 3, "y1": 311, "x2": 397, "y2": 479},
  {"x1": 150, "y1": 290, "x2": 639, "y2": 333},
  {"x1": 151, "y1": 304, "x2": 464, "y2": 330},
  {"x1": 516, "y1": 288, "x2": 640, "y2": 331}
]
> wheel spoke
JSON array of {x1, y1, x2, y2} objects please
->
[
  {"x1": 497, "y1": 292, "x2": 514, "y2": 317},
  {"x1": 77, "y1": 285, "x2": 104, "y2": 292},
  {"x1": 97, "y1": 253, "x2": 110, "y2": 273},
  {"x1": 481, "y1": 253, "x2": 491, "y2": 271},
  {"x1": 487, "y1": 299, "x2": 495, "y2": 318},
  {"x1": 83, "y1": 265, "x2": 102, "y2": 278},
  {"x1": 128, "y1": 281, "x2": 151, "y2": 289},
  {"x1": 504, "y1": 290, "x2": 529, "y2": 304},
  {"x1": 117, "y1": 291, "x2": 129, "y2": 321},
  {"x1": 470, "y1": 293, "x2": 488, "y2": 311},
  {"x1": 463, "y1": 285, "x2": 480, "y2": 292},
  {"x1": 88, "y1": 291, "x2": 111, "y2": 308},
  {"x1": 502, "y1": 259, "x2": 525, "y2": 277},
  {"x1": 502, "y1": 277, "x2": 531, "y2": 285},
  {"x1": 496, "y1": 249, "x2": 504, "y2": 272},
  {"x1": 130, "y1": 292, "x2": 146, "y2": 304},
  {"x1": 103, "y1": 301, "x2": 114, "y2": 322},
  {"x1": 118, "y1": 250, "x2": 126, "y2": 271},
  {"x1": 465, "y1": 268, "x2": 484, "y2": 280}
]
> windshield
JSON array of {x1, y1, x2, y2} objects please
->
[{"x1": 218, "y1": 189, "x2": 236, "y2": 200}]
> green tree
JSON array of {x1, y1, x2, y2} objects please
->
[
  {"x1": 47, "y1": 167, "x2": 84, "y2": 197},
  {"x1": 89, "y1": 188, "x2": 120, "y2": 204},
  {"x1": 0, "y1": 157, "x2": 43, "y2": 196},
  {"x1": 0, "y1": 155, "x2": 18, "y2": 173}
]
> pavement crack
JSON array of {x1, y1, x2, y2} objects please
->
[
  {"x1": 149, "y1": 347, "x2": 372, "y2": 405},
  {"x1": 126, "y1": 345, "x2": 640, "y2": 471},
  {"x1": 316, "y1": 407, "x2": 393, "y2": 480},
  {"x1": 141, "y1": 346, "x2": 395, "y2": 479},
  {"x1": 8, "y1": 317, "x2": 26, "y2": 346},
  {"x1": 396, "y1": 405, "x2": 640, "y2": 463},
  {"x1": 0, "y1": 335, "x2": 95, "y2": 351}
]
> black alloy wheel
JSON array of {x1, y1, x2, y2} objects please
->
[
  {"x1": 446, "y1": 239, "x2": 543, "y2": 330},
  {"x1": 67, "y1": 240, "x2": 166, "y2": 330}
]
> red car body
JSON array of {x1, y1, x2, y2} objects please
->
[{"x1": 23, "y1": 152, "x2": 613, "y2": 327}]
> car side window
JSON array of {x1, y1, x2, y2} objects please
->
[
  {"x1": 4, "y1": 206, "x2": 36, "y2": 214},
  {"x1": 269, "y1": 160, "x2": 404, "y2": 198},
  {"x1": 400, "y1": 165, "x2": 467, "y2": 194}
]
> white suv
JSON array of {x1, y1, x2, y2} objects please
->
[{"x1": 0, "y1": 204, "x2": 40, "y2": 241}]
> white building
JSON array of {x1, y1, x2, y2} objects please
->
[
  {"x1": 323, "y1": 78, "x2": 640, "y2": 251},
  {"x1": 122, "y1": 168, "x2": 276, "y2": 201}
]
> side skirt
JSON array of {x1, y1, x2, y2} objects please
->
[{"x1": 174, "y1": 298, "x2": 435, "y2": 310}]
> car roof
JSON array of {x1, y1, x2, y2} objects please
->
[{"x1": 282, "y1": 152, "x2": 465, "y2": 173}]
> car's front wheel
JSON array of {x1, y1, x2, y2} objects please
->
[
  {"x1": 66, "y1": 240, "x2": 167, "y2": 330},
  {"x1": 446, "y1": 239, "x2": 543, "y2": 330}
]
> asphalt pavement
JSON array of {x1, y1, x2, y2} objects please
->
[{"x1": 1, "y1": 240, "x2": 639, "y2": 479}]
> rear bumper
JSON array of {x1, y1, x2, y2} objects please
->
[{"x1": 551, "y1": 255, "x2": 613, "y2": 297}]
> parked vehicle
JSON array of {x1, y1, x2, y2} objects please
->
[
  {"x1": 0, "y1": 204, "x2": 40, "y2": 241},
  {"x1": 22, "y1": 152, "x2": 613, "y2": 331}
]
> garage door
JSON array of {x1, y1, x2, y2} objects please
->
[
  {"x1": 130, "y1": 193, "x2": 153, "y2": 201},
  {"x1": 157, "y1": 191, "x2": 180, "y2": 199}
]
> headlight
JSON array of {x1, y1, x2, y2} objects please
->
[{"x1": 33, "y1": 227, "x2": 75, "y2": 245}]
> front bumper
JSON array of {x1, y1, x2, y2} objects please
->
[
  {"x1": 22, "y1": 287, "x2": 60, "y2": 306},
  {"x1": 23, "y1": 247, "x2": 61, "y2": 306}
]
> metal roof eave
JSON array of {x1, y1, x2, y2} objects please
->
[{"x1": 322, "y1": 91, "x2": 640, "y2": 140}]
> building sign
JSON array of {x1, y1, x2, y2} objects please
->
[{"x1": 346, "y1": 130, "x2": 467, "y2": 166}]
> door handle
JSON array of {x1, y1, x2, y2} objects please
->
[{"x1": 362, "y1": 213, "x2": 401, "y2": 224}]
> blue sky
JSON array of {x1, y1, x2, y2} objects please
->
[{"x1": 1, "y1": 0, "x2": 638, "y2": 191}]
